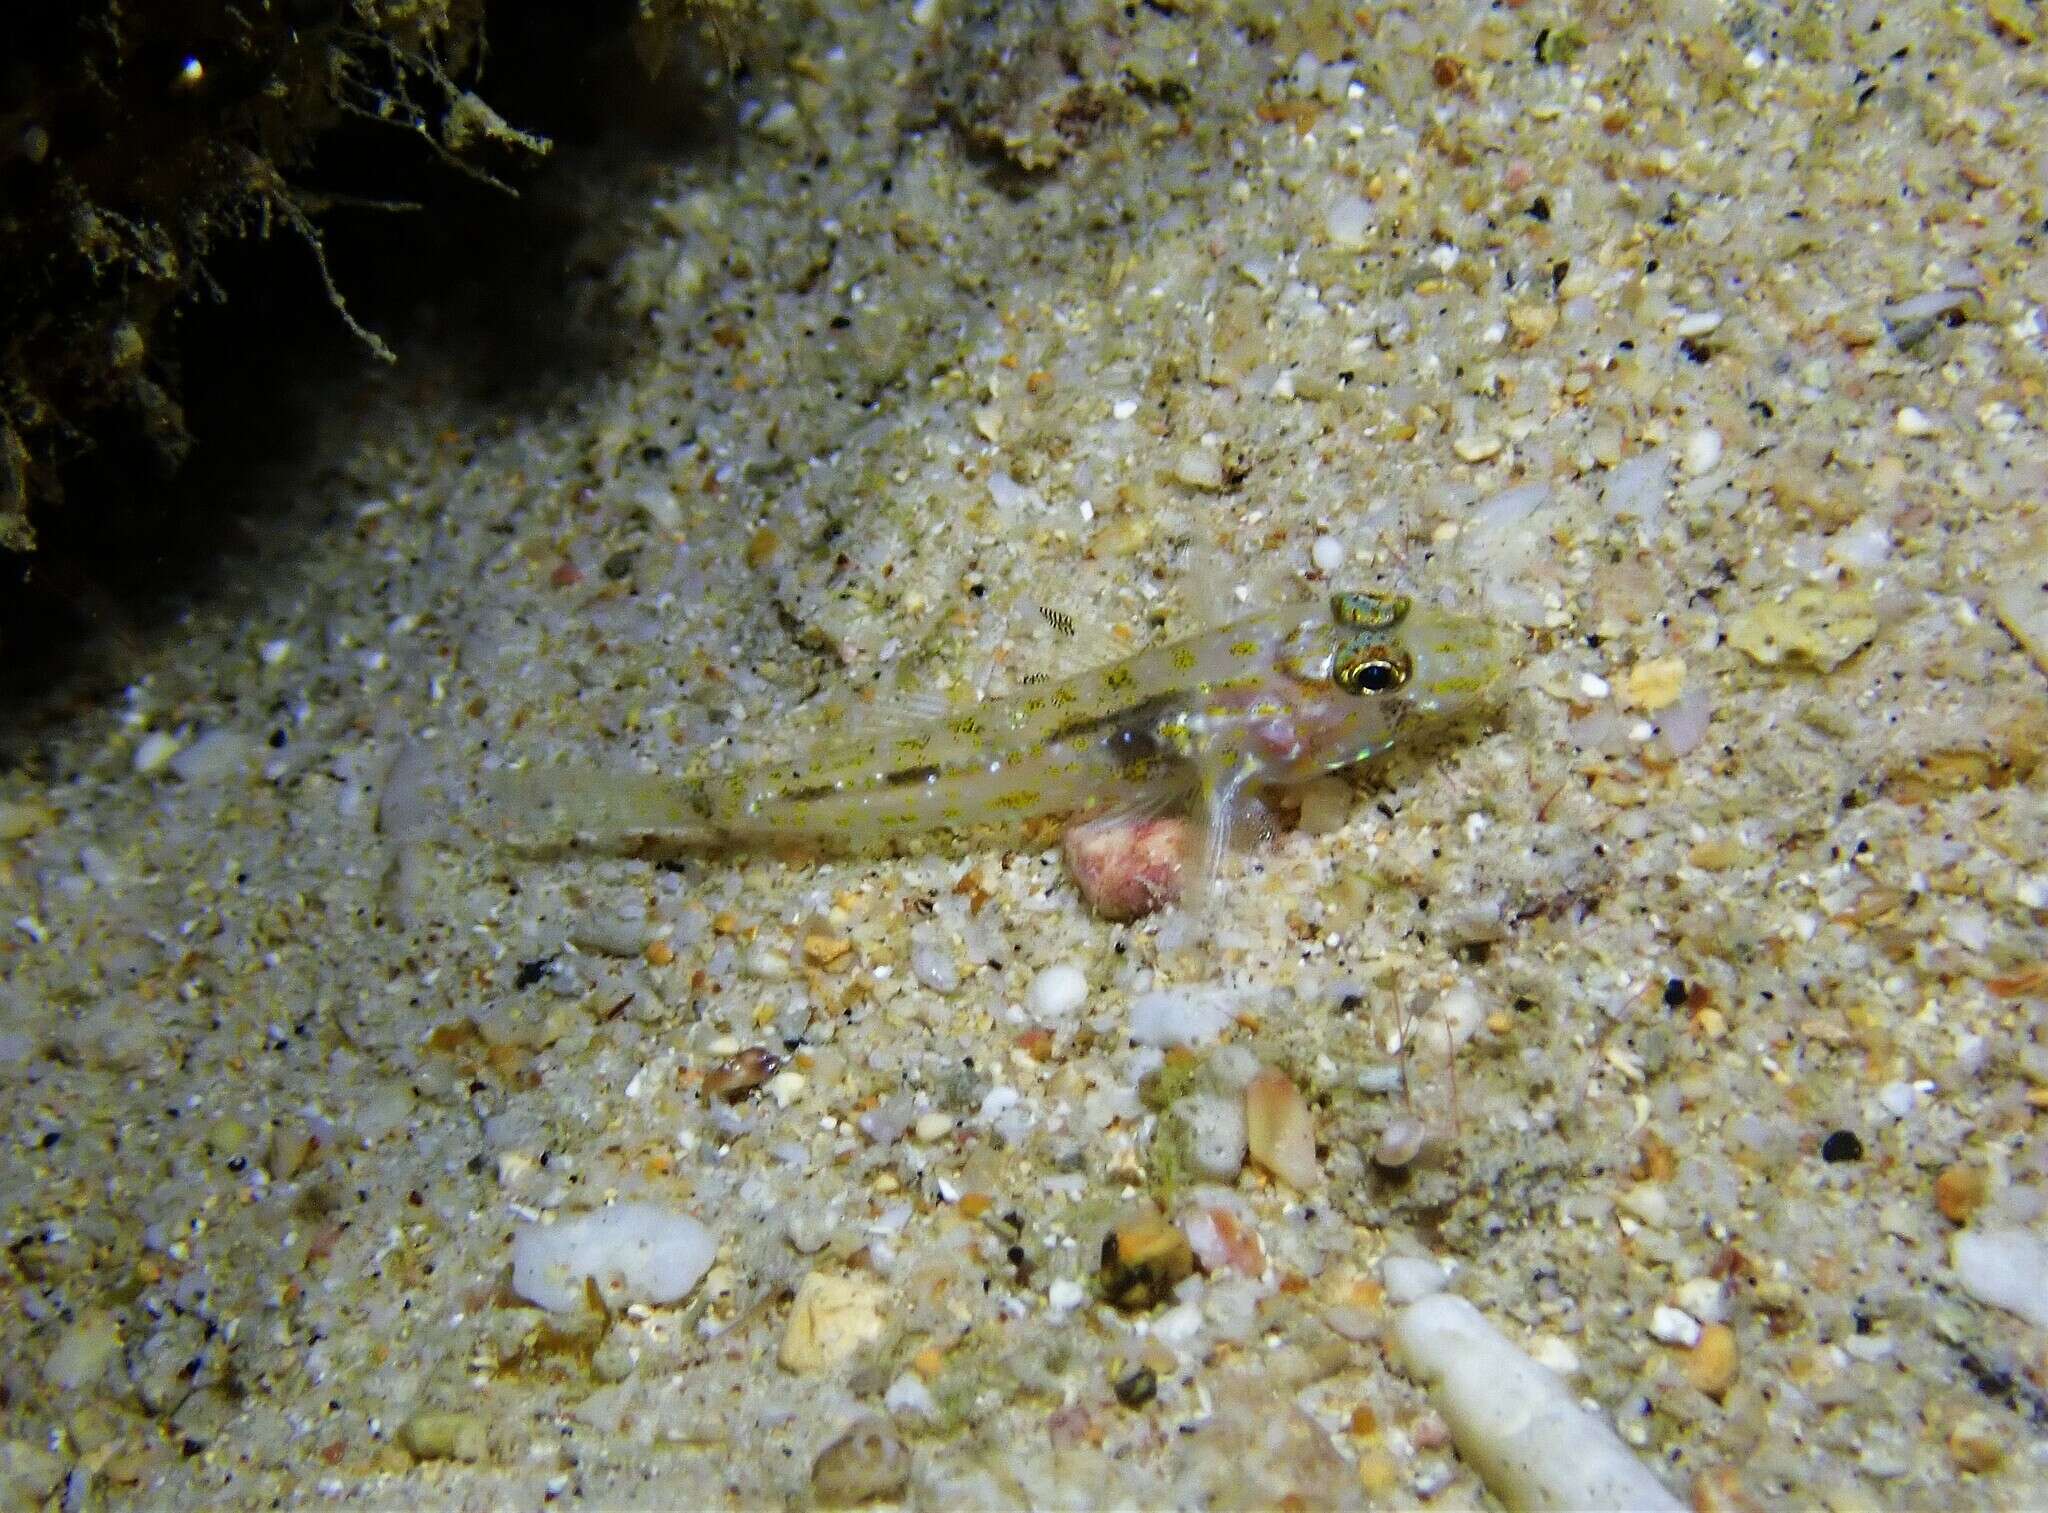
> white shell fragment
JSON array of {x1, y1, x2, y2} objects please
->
[
  {"x1": 1951, "y1": 1228, "x2": 2048, "y2": 1329},
  {"x1": 1989, "y1": 568, "x2": 2048, "y2": 677},
  {"x1": 1393, "y1": 1293, "x2": 1684, "y2": 1512},
  {"x1": 1648, "y1": 1305, "x2": 1702, "y2": 1347},
  {"x1": 1244, "y1": 1067, "x2": 1319, "y2": 1191},
  {"x1": 511, "y1": 1202, "x2": 716, "y2": 1313},
  {"x1": 781, "y1": 1271, "x2": 888, "y2": 1374}
]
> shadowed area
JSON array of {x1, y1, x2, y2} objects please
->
[{"x1": 0, "y1": 1, "x2": 733, "y2": 762}]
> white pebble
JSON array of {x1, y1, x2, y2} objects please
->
[
  {"x1": 1177, "y1": 1092, "x2": 1248, "y2": 1180},
  {"x1": 1601, "y1": 454, "x2": 1669, "y2": 521},
  {"x1": 1394, "y1": 1294, "x2": 1684, "y2": 1511},
  {"x1": 985, "y1": 471, "x2": 1032, "y2": 512},
  {"x1": 1112, "y1": 398, "x2": 1138, "y2": 420},
  {"x1": 1172, "y1": 446, "x2": 1225, "y2": 491},
  {"x1": 511, "y1": 1203, "x2": 716, "y2": 1313},
  {"x1": 1647, "y1": 1305, "x2": 1702, "y2": 1347},
  {"x1": 1381, "y1": 1255, "x2": 1449, "y2": 1304},
  {"x1": 1310, "y1": 534, "x2": 1346, "y2": 573},
  {"x1": 754, "y1": 100, "x2": 802, "y2": 143},
  {"x1": 1578, "y1": 671, "x2": 1611, "y2": 700},
  {"x1": 633, "y1": 487, "x2": 683, "y2": 532},
  {"x1": 1046, "y1": 1278, "x2": 1086, "y2": 1313},
  {"x1": 913, "y1": 1111, "x2": 956, "y2": 1143},
  {"x1": 1951, "y1": 1228, "x2": 2048, "y2": 1329},
  {"x1": 909, "y1": 938, "x2": 959, "y2": 994},
  {"x1": 785, "y1": 1209, "x2": 833, "y2": 1254},
  {"x1": 132, "y1": 731, "x2": 182, "y2": 776},
  {"x1": 168, "y1": 728, "x2": 247, "y2": 784},
  {"x1": 1396, "y1": 984, "x2": 1486, "y2": 1059},
  {"x1": 1153, "y1": 1300, "x2": 1204, "y2": 1345},
  {"x1": 1825, "y1": 517, "x2": 1892, "y2": 571},
  {"x1": 1374, "y1": 1116, "x2": 1427, "y2": 1169},
  {"x1": 1127, "y1": 990, "x2": 1234, "y2": 1048},
  {"x1": 1617, "y1": 1183, "x2": 1670, "y2": 1227},
  {"x1": 1895, "y1": 405, "x2": 1939, "y2": 437},
  {"x1": 1875, "y1": 1080, "x2": 1918, "y2": 1119},
  {"x1": 1324, "y1": 195, "x2": 1372, "y2": 249},
  {"x1": 744, "y1": 945, "x2": 791, "y2": 980},
  {"x1": 883, "y1": 1373, "x2": 936, "y2": 1419},
  {"x1": 1026, "y1": 963, "x2": 1088, "y2": 1020},
  {"x1": 1681, "y1": 427, "x2": 1723, "y2": 475}
]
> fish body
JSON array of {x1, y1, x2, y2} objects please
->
[{"x1": 496, "y1": 591, "x2": 1506, "y2": 867}]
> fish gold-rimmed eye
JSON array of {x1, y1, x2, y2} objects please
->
[{"x1": 1334, "y1": 641, "x2": 1412, "y2": 696}]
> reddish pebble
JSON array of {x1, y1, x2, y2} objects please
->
[
  {"x1": 551, "y1": 561, "x2": 583, "y2": 587},
  {"x1": 1046, "y1": 1402, "x2": 1098, "y2": 1450},
  {"x1": 1412, "y1": 1412, "x2": 1453, "y2": 1451},
  {"x1": 1063, "y1": 815, "x2": 1190, "y2": 920}
]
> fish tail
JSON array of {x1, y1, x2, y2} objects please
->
[{"x1": 487, "y1": 764, "x2": 712, "y2": 851}]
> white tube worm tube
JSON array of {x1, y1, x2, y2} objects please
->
[{"x1": 1393, "y1": 1293, "x2": 1683, "y2": 1512}]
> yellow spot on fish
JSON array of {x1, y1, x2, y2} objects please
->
[
  {"x1": 1101, "y1": 666, "x2": 1136, "y2": 693},
  {"x1": 1170, "y1": 645, "x2": 1198, "y2": 671},
  {"x1": 1230, "y1": 639, "x2": 1259, "y2": 657}
]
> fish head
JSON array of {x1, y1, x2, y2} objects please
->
[{"x1": 1270, "y1": 590, "x2": 1509, "y2": 772}]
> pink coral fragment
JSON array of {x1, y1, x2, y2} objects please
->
[{"x1": 1062, "y1": 815, "x2": 1191, "y2": 920}]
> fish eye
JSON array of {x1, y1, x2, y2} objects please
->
[{"x1": 1334, "y1": 641, "x2": 1412, "y2": 696}]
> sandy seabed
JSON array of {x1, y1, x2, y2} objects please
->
[{"x1": 3, "y1": 1, "x2": 2046, "y2": 1507}]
